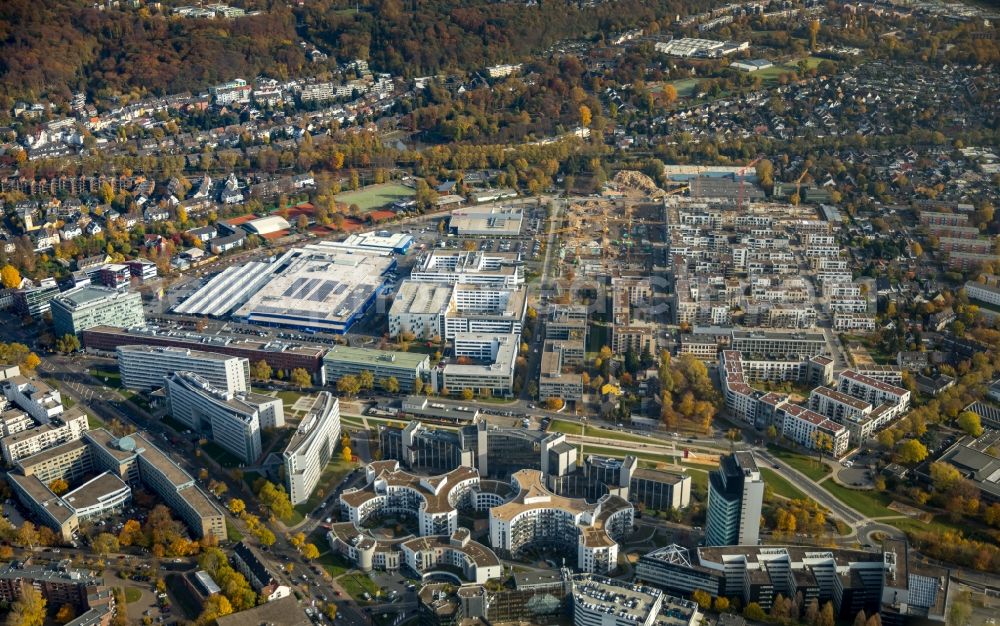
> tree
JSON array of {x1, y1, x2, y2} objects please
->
[
  {"x1": 228, "y1": 498, "x2": 246, "y2": 516},
  {"x1": 55, "y1": 603, "x2": 76, "y2": 625},
  {"x1": 1, "y1": 265, "x2": 22, "y2": 289},
  {"x1": 118, "y1": 520, "x2": 145, "y2": 547},
  {"x1": 8, "y1": 585, "x2": 46, "y2": 626},
  {"x1": 48, "y1": 478, "x2": 69, "y2": 495},
  {"x1": 663, "y1": 84, "x2": 678, "y2": 105},
  {"x1": 358, "y1": 369, "x2": 374, "y2": 390},
  {"x1": 55, "y1": 334, "x2": 81, "y2": 354},
  {"x1": 896, "y1": 439, "x2": 928, "y2": 464},
  {"x1": 460, "y1": 388, "x2": 474, "y2": 400},
  {"x1": 301, "y1": 543, "x2": 320, "y2": 560},
  {"x1": 198, "y1": 594, "x2": 233, "y2": 625},
  {"x1": 713, "y1": 597, "x2": 730, "y2": 612},
  {"x1": 808, "y1": 18, "x2": 821, "y2": 50},
  {"x1": 325, "y1": 603, "x2": 338, "y2": 620},
  {"x1": 579, "y1": 105, "x2": 592, "y2": 128},
  {"x1": 743, "y1": 603, "x2": 766, "y2": 621},
  {"x1": 544, "y1": 397, "x2": 565, "y2": 411},
  {"x1": 956, "y1": 411, "x2": 983, "y2": 437},
  {"x1": 198, "y1": 468, "x2": 209, "y2": 481},
  {"x1": 252, "y1": 360, "x2": 272, "y2": 381},
  {"x1": 257, "y1": 481, "x2": 293, "y2": 520},
  {"x1": 381, "y1": 377, "x2": 400, "y2": 394},
  {"x1": 691, "y1": 589, "x2": 712, "y2": 609},
  {"x1": 854, "y1": 610, "x2": 868, "y2": 626},
  {"x1": 22, "y1": 353, "x2": 40, "y2": 371},
  {"x1": 15, "y1": 522, "x2": 38, "y2": 549},
  {"x1": 818, "y1": 601, "x2": 835, "y2": 626},
  {"x1": 92, "y1": 532, "x2": 120, "y2": 555},
  {"x1": 290, "y1": 367, "x2": 311, "y2": 389},
  {"x1": 341, "y1": 446, "x2": 352, "y2": 462},
  {"x1": 336, "y1": 375, "x2": 361, "y2": 396}
]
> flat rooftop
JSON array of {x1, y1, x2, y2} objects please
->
[
  {"x1": 62, "y1": 472, "x2": 129, "y2": 511},
  {"x1": 84, "y1": 325, "x2": 327, "y2": 358},
  {"x1": 400, "y1": 534, "x2": 500, "y2": 568},
  {"x1": 117, "y1": 344, "x2": 237, "y2": 362},
  {"x1": 449, "y1": 206, "x2": 524, "y2": 234},
  {"x1": 573, "y1": 576, "x2": 662, "y2": 623},
  {"x1": 9, "y1": 474, "x2": 75, "y2": 523},
  {"x1": 323, "y1": 345, "x2": 429, "y2": 370},
  {"x1": 52, "y1": 286, "x2": 135, "y2": 310},
  {"x1": 132, "y1": 433, "x2": 193, "y2": 487},
  {"x1": 233, "y1": 248, "x2": 393, "y2": 330},
  {"x1": 390, "y1": 281, "x2": 452, "y2": 316}
]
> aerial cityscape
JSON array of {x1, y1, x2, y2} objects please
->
[{"x1": 0, "y1": 0, "x2": 997, "y2": 625}]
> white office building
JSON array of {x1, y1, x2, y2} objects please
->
[
  {"x1": 117, "y1": 345, "x2": 251, "y2": 393},
  {"x1": 166, "y1": 372, "x2": 284, "y2": 464},
  {"x1": 283, "y1": 393, "x2": 341, "y2": 505}
]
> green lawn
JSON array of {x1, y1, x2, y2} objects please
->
[
  {"x1": 550, "y1": 419, "x2": 584, "y2": 435},
  {"x1": 335, "y1": 183, "x2": 414, "y2": 212},
  {"x1": 90, "y1": 368, "x2": 122, "y2": 388},
  {"x1": 821, "y1": 482, "x2": 894, "y2": 519},
  {"x1": 122, "y1": 587, "x2": 143, "y2": 603},
  {"x1": 276, "y1": 390, "x2": 306, "y2": 407},
  {"x1": 768, "y1": 446, "x2": 831, "y2": 481},
  {"x1": 226, "y1": 521, "x2": 244, "y2": 542},
  {"x1": 761, "y1": 468, "x2": 808, "y2": 501},
  {"x1": 294, "y1": 457, "x2": 357, "y2": 515},
  {"x1": 337, "y1": 573, "x2": 380, "y2": 602},
  {"x1": 317, "y1": 551, "x2": 352, "y2": 578},
  {"x1": 663, "y1": 78, "x2": 699, "y2": 98},
  {"x1": 87, "y1": 414, "x2": 105, "y2": 430}
]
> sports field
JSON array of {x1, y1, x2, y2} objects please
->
[{"x1": 335, "y1": 183, "x2": 414, "y2": 211}]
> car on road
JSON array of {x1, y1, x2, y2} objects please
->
[{"x1": 773, "y1": 464, "x2": 781, "y2": 469}]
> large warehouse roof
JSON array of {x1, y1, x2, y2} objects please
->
[{"x1": 242, "y1": 215, "x2": 291, "y2": 236}]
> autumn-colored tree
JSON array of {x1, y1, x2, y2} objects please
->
[
  {"x1": 301, "y1": 543, "x2": 320, "y2": 560},
  {"x1": 290, "y1": 367, "x2": 311, "y2": 389},
  {"x1": 544, "y1": 397, "x2": 565, "y2": 411},
  {"x1": 956, "y1": 411, "x2": 983, "y2": 437},
  {"x1": 358, "y1": 369, "x2": 374, "y2": 390},
  {"x1": 8, "y1": 584, "x2": 46, "y2": 626},
  {"x1": 460, "y1": 388, "x2": 474, "y2": 401},
  {"x1": 381, "y1": 377, "x2": 400, "y2": 394},
  {"x1": 896, "y1": 438, "x2": 928, "y2": 464},
  {"x1": 228, "y1": 498, "x2": 246, "y2": 516},
  {"x1": 341, "y1": 446, "x2": 353, "y2": 462},
  {"x1": 663, "y1": 84, "x2": 678, "y2": 105},
  {"x1": 49, "y1": 479, "x2": 69, "y2": 495},
  {"x1": 118, "y1": 520, "x2": 145, "y2": 547},
  {"x1": 808, "y1": 19, "x2": 821, "y2": 50},
  {"x1": 1, "y1": 264, "x2": 21, "y2": 289},
  {"x1": 336, "y1": 374, "x2": 361, "y2": 396},
  {"x1": 691, "y1": 589, "x2": 712, "y2": 609},
  {"x1": 55, "y1": 603, "x2": 76, "y2": 625},
  {"x1": 252, "y1": 360, "x2": 272, "y2": 381},
  {"x1": 579, "y1": 105, "x2": 592, "y2": 128}
]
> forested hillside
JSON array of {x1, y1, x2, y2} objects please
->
[{"x1": 0, "y1": 0, "x2": 711, "y2": 106}]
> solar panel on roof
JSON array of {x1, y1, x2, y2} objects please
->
[
  {"x1": 283, "y1": 277, "x2": 309, "y2": 297},
  {"x1": 332, "y1": 283, "x2": 348, "y2": 295},
  {"x1": 309, "y1": 281, "x2": 338, "y2": 302}
]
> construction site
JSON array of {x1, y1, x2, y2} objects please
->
[{"x1": 552, "y1": 171, "x2": 675, "y2": 279}]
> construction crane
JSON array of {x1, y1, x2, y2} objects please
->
[
  {"x1": 737, "y1": 155, "x2": 764, "y2": 213},
  {"x1": 794, "y1": 169, "x2": 810, "y2": 203}
]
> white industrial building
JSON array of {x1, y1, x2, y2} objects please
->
[
  {"x1": 449, "y1": 206, "x2": 524, "y2": 236},
  {"x1": 174, "y1": 247, "x2": 395, "y2": 333}
]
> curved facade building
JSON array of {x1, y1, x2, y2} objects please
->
[
  {"x1": 489, "y1": 470, "x2": 633, "y2": 574},
  {"x1": 339, "y1": 460, "x2": 481, "y2": 537}
]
